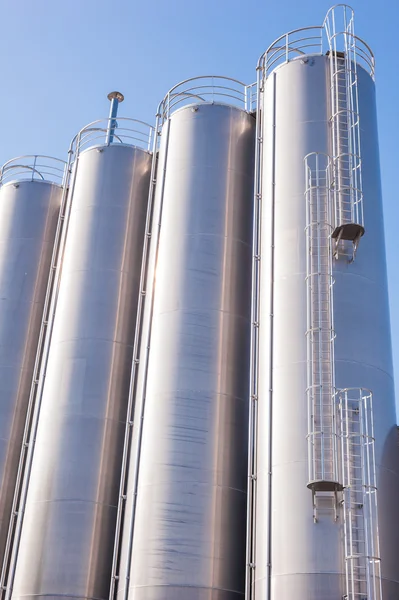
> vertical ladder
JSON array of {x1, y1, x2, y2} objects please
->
[
  {"x1": 326, "y1": 6, "x2": 364, "y2": 261},
  {"x1": 245, "y1": 71, "x2": 262, "y2": 600},
  {"x1": 324, "y1": 8, "x2": 383, "y2": 596},
  {"x1": 111, "y1": 112, "x2": 172, "y2": 600},
  {"x1": 108, "y1": 122, "x2": 159, "y2": 600},
  {"x1": 338, "y1": 389, "x2": 382, "y2": 600},
  {"x1": 305, "y1": 153, "x2": 342, "y2": 522}
]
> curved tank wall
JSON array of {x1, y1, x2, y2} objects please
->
[
  {"x1": 333, "y1": 63, "x2": 399, "y2": 599},
  {"x1": 255, "y1": 55, "x2": 399, "y2": 599},
  {"x1": 0, "y1": 179, "x2": 61, "y2": 573},
  {"x1": 118, "y1": 102, "x2": 255, "y2": 600},
  {"x1": 11, "y1": 143, "x2": 152, "y2": 600}
]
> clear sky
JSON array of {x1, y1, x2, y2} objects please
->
[{"x1": 0, "y1": 0, "x2": 398, "y2": 407}]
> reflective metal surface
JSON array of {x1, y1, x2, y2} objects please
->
[
  {"x1": 118, "y1": 103, "x2": 255, "y2": 600},
  {"x1": 255, "y1": 55, "x2": 399, "y2": 599},
  {"x1": 0, "y1": 180, "x2": 61, "y2": 574},
  {"x1": 11, "y1": 143, "x2": 151, "y2": 600},
  {"x1": 334, "y1": 64, "x2": 399, "y2": 598}
]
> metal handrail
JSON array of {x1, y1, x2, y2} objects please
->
[
  {"x1": 260, "y1": 27, "x2": 324, "y2": 76},
  {"x1": 0, "y1": 155, "x2": 67, "y2": 186},
  {"x1": 258, "y1": 4, "x2": 375, "y2": 80},
  {"x1": 72, "y1": 117, "x2": 155, "y2": 156},
  {"x1": 159, "y1": 76, "x2": 256, "y2": 122}
]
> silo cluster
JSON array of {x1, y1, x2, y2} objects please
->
[{"x1": 0, "y1": 6, "x2": 397, "y2": 600}]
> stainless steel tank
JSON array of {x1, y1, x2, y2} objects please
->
[
  {"x1": 0, "y1": 157, "x2": 63, "y2": 577},
  {"x1": 116, "y1": 77, "x2": 256, "y2": 600},
  {"x1": 253, "y1": 8, "x2": 399, "y2": 600},
  {"x1": 333, "y1": 63, "x2": 399, "y2": 600},
  {"x1": 11, "y1": 106, "x2": 153, "y2": 600}
]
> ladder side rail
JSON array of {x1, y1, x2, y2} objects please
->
[
  {"x1": 108, "y1": 116, "x2": 160, "y2": 600},
  {"x1": 327, "y1": 161, "x2": 339, "y2": 480},
  {"x1": 346, "y1": 14, "x2": 364, "y2": 228},
  {"x1": 343, "y1": 30, "x2": 355, "y2": 225},
  {"x1": 316, "y1": 160, "x2": 326, "y2": 481},
  {"x1": 344, "y1": 23, "x2": 359, "y2": 227},
  {"x1": 360, "y1": 389, "x2": 381, "y2": 600},
  {"x1": 343, "y1": 392, "x2": 353, "y2": 598},
  {"x1": 329, "y1": 47, "x2": 340, "y2": 229},
  {"x1": 260, "y1": 69, "x2": 277, "y2": 600},
  {"x1": 334, "y1": 75, "x2": 347, "y2": 225},
  {"x1": 362, "y1": 391, "x2": 382, "y2": 599},
  {"x1": 348, "y1": 393, "x2": 357, "y2": 599},
  {"x1": 315, "y1": 158, "x2": 323, "y2": 481},
  {"x1": 1, "y1": 148, "x2": 78, "y2": 600},
  {"x1": 353, "y1": 393, "x2": 364, "y2": 599},
  {"x1": 307, "y1": 157, "x2": 316, "y2": 482},
  {"x1": 341, "y1": 390, "x2": 359, "y2": 599},
  {"x1": 305, "y1": 162, "x2": 315, "y2": 484},
  {"x1": 336, "y1": 58, "x2": 350, "y2": 228},
  {"x1": 326, "y1": 160, "x2": 337, "y2": 482},
  {"x1": 339, "y1": 393, "x2": 351, "y2": 597},
  {"x1": 306, "y1": 158, "x2": 319, "y2": 484},
  {"x1": 333, "y1": 48, "x2": 347, "y2": 227},
  {"x1": 245, "y1": 68, "x2": 262, "y2": 600},
  {"x1": 369, "y1": 392, "x2": 383, "y2": 599},
  {"x1": 359, "y1": 392, "x2": 373, "y2": 599},
  {"x1": 322, "y1": 159, "x2": 331, "y2": 481}
]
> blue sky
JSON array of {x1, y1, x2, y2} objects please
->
[{"x1": 0, "y1": 0, "x2": 398, "y2": 406}]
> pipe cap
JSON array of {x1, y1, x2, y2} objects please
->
[{"x1": 107, "y1": 91, "x2": 124, "y2": 103}]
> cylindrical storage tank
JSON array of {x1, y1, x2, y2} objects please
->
[
  {"x1": 117, "y1": 77, "x2": 256, "y2": 600},
  {"x1": 254, "y1": 12, "x2": 399, "y2": 600},
  {"x1": 11, "y1": 112, "x2": 153, "y2": 600},
  {"x1": 0, "y1": 156, "x2": 63, "y2": 572},
  {"x1": 332, "y1": 54, "x2": 399, "y2": 600}
]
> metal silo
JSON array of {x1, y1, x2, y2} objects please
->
[
  {"x1": 248, "y1": 6, "x2": 399, "y2": 600},
  {"x1": 9, "y1": 95, "x2": 154, "y2": 600},
  {"x1": 114, "y1": 77, "x2": 256, "y2": 600},
  {"x1": 0, "y1": 157, "x2": 64, "y2": 586}
]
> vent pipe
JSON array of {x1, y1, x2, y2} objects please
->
[{"x1": 105, "y1": 91, "x2": 124, "y2": 144}]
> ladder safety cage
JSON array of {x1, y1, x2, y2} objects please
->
[
  {"x1": 324, "y1": 5, "x2": 368, "y2": 261},
  {"x1": 304, "y1": 152, "x2": 342, "y2": 523},
  {"x1": 303, "y1": 153, "x2": 383, "y2": 596},
  {"x1": 337, "y1": 388, "x2": 382, "y2": 600},
  {"x1": 262, "y1": 5, "x2": 374, "y2": 83}
]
